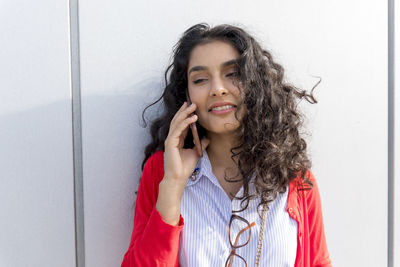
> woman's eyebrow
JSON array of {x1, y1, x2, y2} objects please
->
[{"x1": 188, "y1": 59, "x2": 238, "y2": 75}]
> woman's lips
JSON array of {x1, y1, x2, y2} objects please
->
[{"x1": 209, "y1": 106, "x2": 236, "y2": 114}]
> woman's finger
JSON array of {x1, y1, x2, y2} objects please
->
[
  {"x1": 172, "y1": 115, "x2": 198, "y2": 140},
  {"x1": 171, "y1": 103, "x2": 197, "y2": 129},
  {"x1": 166, "y1": 113, "x2": 197, "y2": 149},
  {"x1": 178, "y1": 125, "x2": 189, "y2": 148},
  {"x1": 170, "y1": 102, "x2": 187, "y2": 126}
]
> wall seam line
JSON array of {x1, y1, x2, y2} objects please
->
[
  {"x1": 388, "y1": 0, "x2": 395, "y2": 266},
  {"x1": 69, "y1": 0, "x2": 85, "y2": 266}
]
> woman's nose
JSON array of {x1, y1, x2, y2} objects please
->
[{"x1": 210, "y1": 76, "x2": 228, "y2": 96}]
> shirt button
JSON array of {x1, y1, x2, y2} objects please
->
[{"x1": 288, "y1": 208, "x2": 293, "y2": 213}]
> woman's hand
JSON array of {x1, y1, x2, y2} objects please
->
[
  {"x1": 156, "y1": 101, "x2": 209, "y2": 226},
  {"x1": 163, "y1": 101, "x2": 209, "y2": 185}
]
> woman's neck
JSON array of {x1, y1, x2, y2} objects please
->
[
  {"x1": 206, "y1": 133, "x2": 244, "y2": 199},
  {"x1": 205, "y1": 132, "x2": 240, "y2": 169}
]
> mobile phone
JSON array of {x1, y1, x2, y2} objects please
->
[{"x1": 186, "y1": 90, "x2": 203, "y2": 157}]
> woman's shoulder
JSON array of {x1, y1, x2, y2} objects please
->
[
  {"x1": 289, "y1": 169, "x2": 316, "y2": 184},
  {"x1": 145, "y1": 150, "x2": 164, "y2": 165},
  {"x1": 288, "y1": 169, "x2": 318, "y2": 196},
  {"x1": 141, "y1": 150, "x2": 165, "y2": 184}
]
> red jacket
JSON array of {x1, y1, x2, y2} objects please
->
[{"x1": 121, "y1": 150, "x2": 332, "y2": 267}]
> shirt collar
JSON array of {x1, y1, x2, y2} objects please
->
[
  {"x1": 186, "y1": 149, "x2": 210, "y2": 187},
  {"x1": 186, "y1": 150, "x2": 257, "y2": 196},
  {"x1": 162, "y1": 150, "x2": 209, "y2": 187}
]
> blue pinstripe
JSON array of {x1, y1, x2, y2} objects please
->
[{"x1": 164, "y1": 150, "x2": 297, "y2": 266}]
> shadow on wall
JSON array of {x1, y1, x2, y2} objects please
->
[{"x1": 0, "y1": 76, "x2": 166, "y2": 267}]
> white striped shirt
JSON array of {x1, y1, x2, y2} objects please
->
[{"x1": 165, "y1": 150, "x2": 298, "y2": 266}]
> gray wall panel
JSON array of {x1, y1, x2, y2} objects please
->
[{"x1": 0, "y1": 1, "x2": 76, "y2": 266}]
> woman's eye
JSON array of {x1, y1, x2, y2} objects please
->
[
  {"x1": 193, "y1": 79, "x2": 206, "y2": 84},
  {"x1": 227, "y1": 72, "x2": 238, "y2": 77}
]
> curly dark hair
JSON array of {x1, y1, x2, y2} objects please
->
[{"x1": 140, "y1": 22, "x2": 320, "y2": 215}]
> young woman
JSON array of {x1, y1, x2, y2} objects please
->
[{"x1": 122, "y1": 23, "x2": 331, "y2": 267}]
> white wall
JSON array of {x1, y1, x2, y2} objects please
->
[
  {"x1": 79, "y1": 1, "x2": 388, "y2": 266},
  {"x1": 1, "y1": 0, "x2": 395, "y2": 266},
  {"x1": 0, "y1": 1, "x2": 76, "y2": 266}
]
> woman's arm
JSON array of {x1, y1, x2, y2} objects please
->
[
  {"x1": 122, "y1": 102, "x2": 209, "y2": 266},
  {"x1": 305, "y1": 171, "x2": 332, "y2": 267},
  {"x1": 121, "y1": 151, "x2": 184, "y2": 267}
]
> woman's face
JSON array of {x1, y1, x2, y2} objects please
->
[{"x1": 187, "y1": 40, "x2": 244, "y2": 136}]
